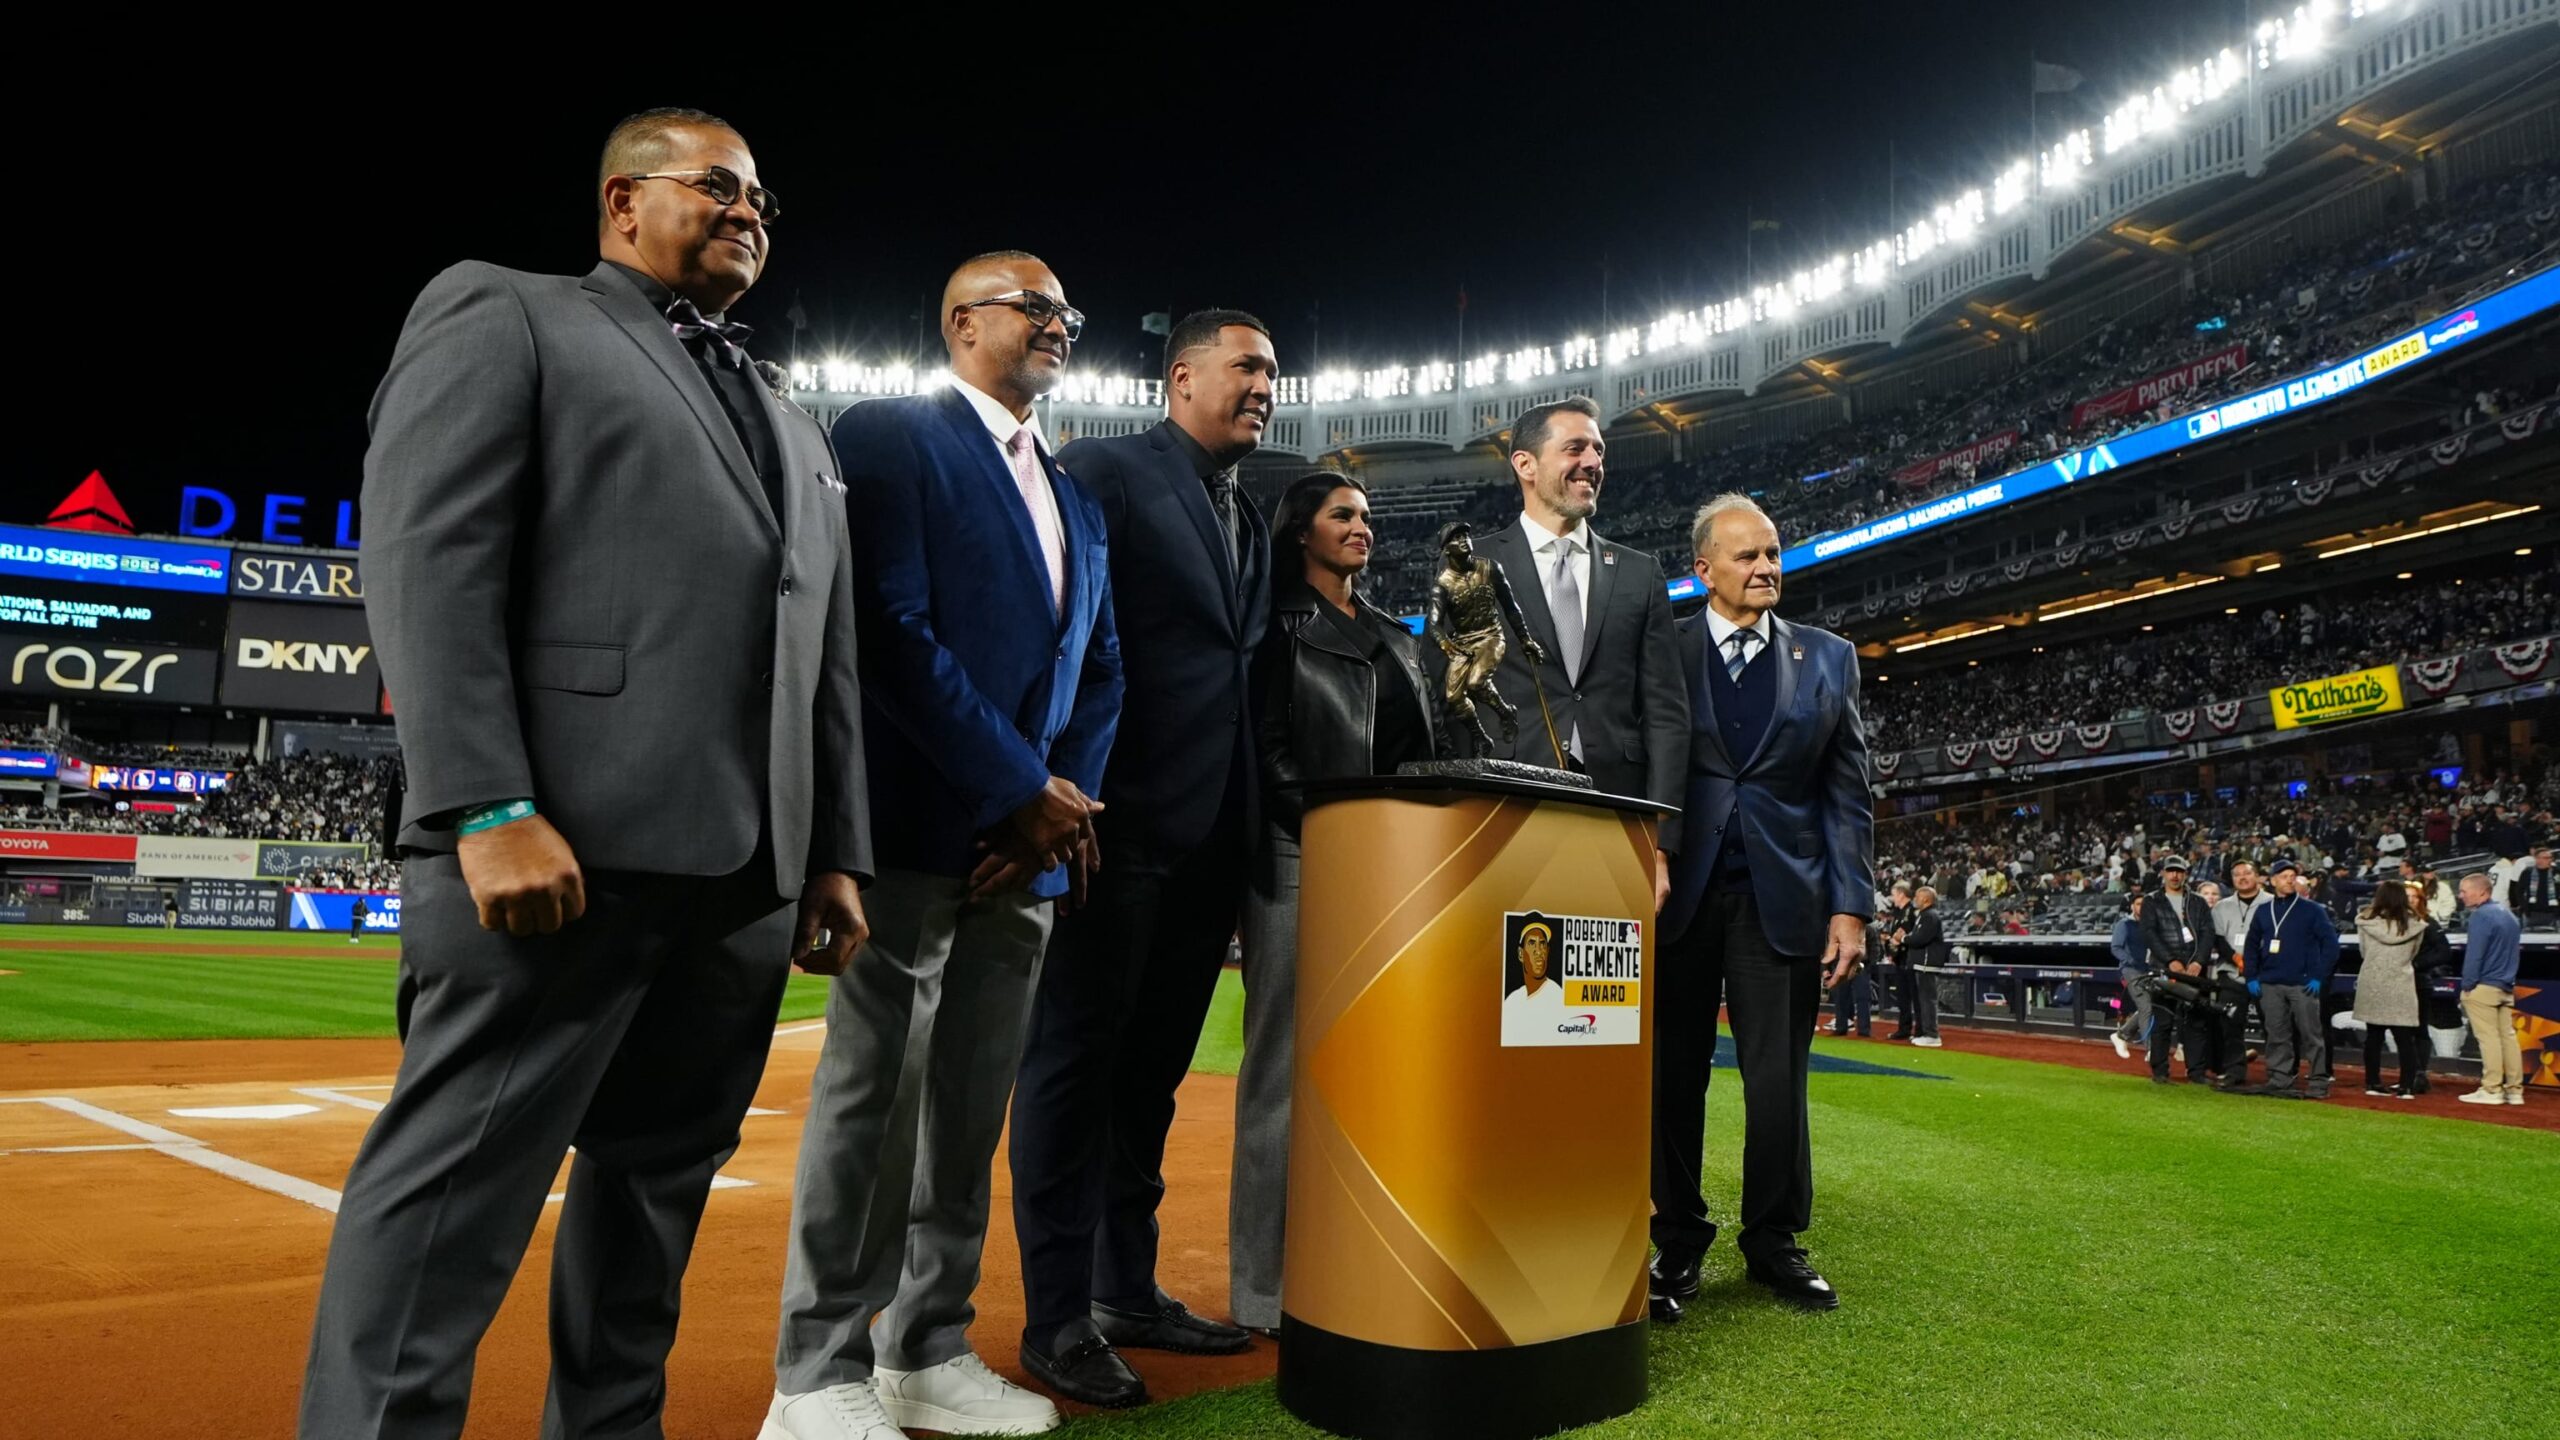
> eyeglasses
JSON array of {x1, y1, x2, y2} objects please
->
[
  {"x1": 626, "y1": 166, "x2": 780, "y2": 223},
  {"x1": 958, "y1": 290, "x2": 1084, "y2": 341}
]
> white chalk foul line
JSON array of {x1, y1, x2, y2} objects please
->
[
  {"x1": 773, "y1": 1021, "x2": 826, "y2": 1037},
  {"x1": 0, "y1": 1142, "x2": 162, "y2": 1156},
  {"x1": 5, "y1": 1096, "x2": 344, "y2": 1214},
  {"x1": 294, "y1": 1087, "x2": 387, "y2": 1113}
]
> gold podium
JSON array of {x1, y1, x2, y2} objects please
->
[{"x1": 1278, "y1": 773, "x2": 1667, "y2": 1440}]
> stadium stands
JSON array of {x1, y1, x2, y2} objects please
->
[
  {"x1": 1346, "y1": 160, "x2": 2560, "y2": 617},
  {"x1": 1864, "y1": 553, "x2": 2557, "y2": 753},
  {"x1": 0, "y1": 750, "x2": 396, "y2": 851}
]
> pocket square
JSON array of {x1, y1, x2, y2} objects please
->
[{"x1": 817, "y1": 471, "x2": 847, "y2": 495}]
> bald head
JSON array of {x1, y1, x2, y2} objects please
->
[{"x1": 941, "y1": 251, "x2": 1069, "y2": 413}]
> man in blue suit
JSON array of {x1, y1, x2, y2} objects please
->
[
  {"x1": 1011, "y1": 309, "x2": 1276, "y2": 1408},
  {"x1": 767, "y1": 252, "x2": 1120, "y2": 1440},
  {"x1": 1649, "y1": 494, "x2": 1874, "y2": 1321}
]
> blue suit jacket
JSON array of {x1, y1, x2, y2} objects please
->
[
  {"x1": 1660, "y1": 611, "x2": 1874, "y2": 956},
  {"x1": 832, "y1": 388, "x2": 1121, "y2": 897}
]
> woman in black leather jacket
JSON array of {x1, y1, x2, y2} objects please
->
[{"x1": 1229, "y1": 471, "x2": 1437, "y2": 1334}]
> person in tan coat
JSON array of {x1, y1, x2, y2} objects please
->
[{"x1": 2352, "y1": 880, "x2": 2429, "y2": 1098}]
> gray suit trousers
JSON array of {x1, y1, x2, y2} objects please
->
[
  {"x1": 775, "y1": 869, "x2": 1051, "y2": 1390},
  {"x1": 298, "y1": 851, "x2": 794, "y2": 1440},
  {"x1": 1231, "y1": 827, "x2": 1300, "y2": 1330}
]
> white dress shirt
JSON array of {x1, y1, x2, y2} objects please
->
[
  {"x1": 1518, "y1": 511, "x2": 1592, "y2": 636},
  {"x1": 950, "y1": 377, "x2": 1067, "y2": 602},
  {"x1": 1702, "y1": 605, "x2": 1774, "y2": 672}
]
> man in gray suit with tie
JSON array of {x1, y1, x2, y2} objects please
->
[
  {"x1": 1470, "y1": 395, "x2": 1687, "y2": 909},
  {"x1": 299, "y1": 108, "x2": 873, "y2": 1440}
]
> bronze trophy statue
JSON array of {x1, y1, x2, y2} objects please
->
[{"x1": 1426, "y1": 522, "x2": 1563, "y2": 759}]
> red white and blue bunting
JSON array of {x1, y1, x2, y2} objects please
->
[
  {"x1": 2493, "y1": 638, "x2": 2553, "y2": 679},
  {"x1": 2406, "y1": 655, "x2": 2464, "y2": 696}
]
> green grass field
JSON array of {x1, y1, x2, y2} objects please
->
[
  {"x1": 0, "y1": 925, "x2": 837, "y2": 1041},
  {"x1": 5, "y1": 929, "x2": 2553, "y2": 1437}
]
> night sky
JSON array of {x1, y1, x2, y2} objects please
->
[{"x1": 49, "y1": 4, "x2": 2244, "y2": 538}]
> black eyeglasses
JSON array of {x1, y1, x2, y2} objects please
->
[
  {"x1": 959, "y1": 290, "x2": 1084, "y2": 341},
  {"x1": 626, "y1": 166, "x2": 780, "y2": 223}
]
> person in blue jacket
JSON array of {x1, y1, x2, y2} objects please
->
[{"x1": 2242, "y1": 859, "x2": 2340, "y2": 1099}]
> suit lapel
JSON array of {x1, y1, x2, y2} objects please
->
[
  {"x1": 1740, "y1": 615, "x2": 1803, "y2": 773},
  {"x1": 1157, "y1": 425, "x2": 1241, "y2": 634},
  {"x1": 1684, "y1": 615, "x2": 1734, "y2": 772},
  {"x1": 1576, "y1": 530, "x2": 1616, "y2": 678},
  {"x1": 1488, "y1": 525, "x2": 1563, "y2": 660},
  {"x1": 581, "y1": 266, "x2": 779, "y2": 541}
]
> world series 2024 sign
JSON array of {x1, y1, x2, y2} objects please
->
[{"x1": 1499, "y1": 910, "x2": 1643, "y2": 1047}]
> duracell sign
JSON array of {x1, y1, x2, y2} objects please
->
[{"x1": 229, "y1": 548, "x2": 365, "y2": 605}]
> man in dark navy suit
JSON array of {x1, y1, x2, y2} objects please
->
[
  {"x1": 1010, "y1": 309, "x2": 1277, "y2": 1408},
  {"x1": 767, "y1": 253, "x2": 1121, "y2": 1440},
  {"x1": 1649, "y1": 494, "x2": 1874, "y2": 1321}
]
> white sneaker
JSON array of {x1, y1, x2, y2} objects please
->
[
  {"x1": 2507, "y1": 1092, "x2": 2526, "y2": 1106},
  {"x1": 1913, "y1": 1035, "x2": 1942, "y2": 1048},
  {"x1": 2456, "y1": 1090, "x2": 2506, "y2": 1106},
  {"x1": 762, "y1": 1382, "x2": 907, "y2": 1440},
  {"x1": 876, "y1": 1353, "x2": 1060, "y2": 1436},
  {"x1": 2111, "y1": 1034, "x2": 2131, "y2": 1059}
]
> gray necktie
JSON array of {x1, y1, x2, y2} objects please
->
[
  {"x1": 1210, "y1": 467, "x2": 1242, "y2": 580},
  {"x1": 1548, "y1": 541, "x2": 1583, "y2": 684},
  {"x1": 1726, "y1": 629, "x2": 1754, "y2": 682}
]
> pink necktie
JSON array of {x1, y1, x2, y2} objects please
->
[{"x1": 1009, "y1": 426, "x2": 1066, "y2": 614}]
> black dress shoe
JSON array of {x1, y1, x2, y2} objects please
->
[
  {"x1": 1745, "y1": 1249, "x2": 1840, "y2": 1311},
  {"x1": 1648, "y1": 1291, "x2": 1684, "y2": 1325},
  {"x1": 1648, "y1": 1251, "x2": 1703, "y2": 1302},
  {"x1": 1093, "y1": 1292, "x2": 1252, "y2": 1356},
  {"x1": 1020, "y1": 1332, "x2": 1147, "y2": 1408}
]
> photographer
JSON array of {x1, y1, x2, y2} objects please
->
[{"x1": 2139, "y1": 858, "x2": 2219, "y2": 1084}]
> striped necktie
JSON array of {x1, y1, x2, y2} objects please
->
[{"x1": 1725, "y1": 629, "x2": 1754, "y2": 682}]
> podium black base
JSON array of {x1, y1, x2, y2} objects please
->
[{"x1": 1275, "y1": 1313, "x2": 1647, "y2": 1440}]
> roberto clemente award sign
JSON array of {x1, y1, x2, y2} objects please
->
[{"x1": 1501, "y1": 910, "x2": 1642, "y2": 1046}]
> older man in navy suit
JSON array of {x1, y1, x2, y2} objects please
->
[
  {"x1": 1648, "y1": 494, "x2": 1873, "y2": 1322},
  {"x1": 766, "y1": 252, "x2": 1121, "y2": 1440}
]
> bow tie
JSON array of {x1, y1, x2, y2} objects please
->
[{"x1": 666, "y1": 298, "x2": 754, "y2": 370}]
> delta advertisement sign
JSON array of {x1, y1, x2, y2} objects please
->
[{"x1": 1781, "y1": 264, "x2": 2560, "y2": 575}]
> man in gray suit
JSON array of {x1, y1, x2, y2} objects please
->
[
  {"x1": 299, "y1": 108, "x2": 873, "y2": 1440},
  {"x1": 1471, "y1": 395, "x2": 1688, "y2": 908}
]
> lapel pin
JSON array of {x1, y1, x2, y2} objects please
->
[
  {"x1": 1791, "y1": 645, "x2": 1804, "y2": 660},
  {"x1": 1602, "y1": 551, "x2": 1616, "y2": 566}
]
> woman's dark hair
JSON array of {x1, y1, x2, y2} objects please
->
[
  {"x1": 2364, "y1": 873, "x2": 2414, "y2": 933},
  {"x1": 1269, "y1": 471, "x2": 1368, "y2": 600}
]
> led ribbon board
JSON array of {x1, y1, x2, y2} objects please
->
[{"x1": 1769, "y1": 264, "x2": 2560, "y2": 577}]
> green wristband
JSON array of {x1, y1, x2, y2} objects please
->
[{"x1": 459, "y1": 798, "x2": 536, "y2": 836}]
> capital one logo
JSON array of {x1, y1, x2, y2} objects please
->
[
  {"x1": 12, "y1": 642, "x2": 182, "y2": 694},
  {"x1": 237, "y1": 638, "x2": 372, "y2": 673}
]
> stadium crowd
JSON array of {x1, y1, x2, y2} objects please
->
[
  {"x1": 1352, "y1": 160, "x2": 2559, "y2": 616},
  {"x1": 1877, "y1": 763, "x2": 2560, "y2": 933},
  {"x1": 0, "y1": 751, "x2": 397, "y2": 848},
  {"x1": 1864, "y1": 555, "x2": 2559, "y2": 752}
]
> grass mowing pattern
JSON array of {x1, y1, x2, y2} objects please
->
[
  {"x1": 1054, "y1": 1037, "x2": 2558, "y2": 1440},
  {"x1": 0, "y1": 926, "x2": 834, "y2": 1041}
]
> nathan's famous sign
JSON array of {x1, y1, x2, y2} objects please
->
[{"x1": 2269, "y1": 665, "x2": 2404, "y2": 730}]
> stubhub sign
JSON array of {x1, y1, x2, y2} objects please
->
[{"x1": 178, "y1": 488, "x2": 362, "y2": 548}]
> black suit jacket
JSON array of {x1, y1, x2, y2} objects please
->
[
  {"x1": 1057, "y1": 420, "x2": 1269, "y2": 856},
  {"x1": 1905, "y1": 907, "x2": 1950, "y2": 967},
  {"x1": 1471, "y1": 519, "x2": 1688, "y2": 826}
]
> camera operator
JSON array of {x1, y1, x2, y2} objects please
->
[{"x1": 2139, "y1": 857, "x2": 2218, "y2": 1085}]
